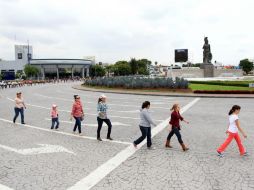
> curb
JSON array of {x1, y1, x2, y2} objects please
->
[{"x1": 72, "y1": 85, "x2": 254, "y2": 99}]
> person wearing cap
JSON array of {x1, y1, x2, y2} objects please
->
[
  {"x1": 13, "y1": 92, "x2": 26, "y2": 124},
  {"x1": 51, "y1": 104, "x2": 59, "y2": 130},
  {"x1": 71, "y1": 95, "x2": 84, "y2": 135},
  {"x1": 97, "y1": 94, "x2": 113, "y2": 141}
]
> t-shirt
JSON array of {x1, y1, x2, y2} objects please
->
[
  {"x1": 15, "y1": 97, "x2": 24, "y2": 109},
  {"x1": 228, "y1": 114, "x2": 239, "y2": 133}
]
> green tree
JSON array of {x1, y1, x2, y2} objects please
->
[
  {"x1": 114, "y1": 61, "x2": 131, "y2": 76},
  {"x1": 90, "y1": 64, "x2": 106, "y2": 77},
  {"x1": 0, "y1": 73, "x2": 3, "y2": 80},
  {"x1": 137, "y1": 59, "x2": 151, "y2": 75},
  {"x1": 129, "y1": 58, "x2": 138, "y2": 75},
  {"x1": 15, "y1": 70, "x2": 24, "y2": 79},
  {"x1": 24, "y1": 64, "x2": 40, "y2": 78},
  {"x1": 105, "y1": 65, "x2": 114, "y2": 77},
  {"x1": 239, "y1": 59, "x2": 254, "y2": 74}
]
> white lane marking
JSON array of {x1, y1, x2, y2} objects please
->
[
  {"x1": 7, "y1": 97, "x2": 70, "y2": 112},
  {"x1": 0, "y1": 143, "x2": 75, "y2": 155},
  {"x1": 0, "y1": 184, "x2": 14, "y2": 190},
  {"x1": 59, "y1": 89, "x2": 175, "y2": 102},
  {"x1": 163, "y1": 97, "x2": 174, "y2": 100},
  {"x1": 6, "y1": 97, "x2": 163, "y2": 122},
  {"x1": 67, "y1": 98, "x2": 200, "y2": 190},
  {"x1": 54, "y1": 91, "x2": 172, "y2": 109},
  {"x1": 35, "y1": 94, "x2": 73, "y2": 102},
  {"x1": 152, "y1": 102, "x2": 165, "y2": 105},
  {"x1": 45, "y1": 118, "x2": 131, "y2": 127},
  {"x1": 0, "y1": 118, "x2": 132, "y2": 146},
  {"x1": 118, "y1": 110, "x2": 140, "y2": 113},
  {"x1": 34, "y1": 94, "x2": 152, "y2": 113},
  {"x1": 57, "y1": 90, "x2": 149, "y2": 101}
]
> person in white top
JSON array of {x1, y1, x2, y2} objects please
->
[
  {"x1": 217, "y1": 105, "x2": 247, "y2": 157},
  {"x1": 13, "y1": 92, "x2": 26, "y2": 124}
]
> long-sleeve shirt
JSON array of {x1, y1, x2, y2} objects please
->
[
  {"x1": 97, "y1": 102, "x2": 108, "y2": 119},
  {"x1": 139, "y1": 108, "x2": 156, "y2": 128},
  {"x1": 15, "y1": 97, "x2": 25, "y2": 109},
  {"x1": 71, "y1": 101, "x2": 83, "y2": 117},
  {"x1": 169, "y1": 111, "x2": 183, "y2": 128}
]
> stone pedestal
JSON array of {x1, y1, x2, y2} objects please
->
[{"x1": 200, "y1": 63, "x2": 214, "y2": 77}]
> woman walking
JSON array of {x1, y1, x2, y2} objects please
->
[
  {"x1": 71, "y1": 95, "x2": 84, "y2": 135},
  {"x1": 133, "y1": 101, "x2": 156, "y2": 149},
  {"x1": 13, "y1": 92, "x2": 26, "y2": 124},
  {"x1": 165, "y1": 104, "x2": 189, "y2": 151},
  {"x1": 97, "y1": 94, "x2": 113, "y2": 141},
  {"x1": 217, "y1": 105, "x2": 247, "y2": 157}
]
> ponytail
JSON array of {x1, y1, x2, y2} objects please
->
[
  {"x1": 228, "y1": 105, "x2": 241, "y2": 115},
  {"x1": 98, "y1": 98, "x2": 103, "y2": 103}
]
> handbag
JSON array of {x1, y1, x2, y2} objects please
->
[
  {"x1": 98, "y1": 112, "x2": 106, "y2": 119},
  {"x1": 81, "y1": 114, "x2": 84, "y2": 121}
]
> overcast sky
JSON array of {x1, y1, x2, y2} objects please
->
[{"x1": 0, "y1": 0, "x2": 253, "y2": 65}]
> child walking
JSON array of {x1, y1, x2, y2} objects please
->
[
  {"x1": 217, "y1": 105, "x2": 247, "y2": 157},
  {"x1": 51, "y1": 104, "x2": 59, "y2": 130},
  {"x1": 165, "y1": 104, "x2": 189, "y2": 151}
]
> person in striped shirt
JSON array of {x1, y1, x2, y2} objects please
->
[{"x1": 97, "y1": 94, "x2": 113, "y2": 141}]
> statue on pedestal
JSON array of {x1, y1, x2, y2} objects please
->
[{"x1": 203, "y1": 37, "x2": 212, "y2": 64}]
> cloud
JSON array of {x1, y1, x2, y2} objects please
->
[{"x1": 0, "y1": 0, "x2": 254, "y2": 65}]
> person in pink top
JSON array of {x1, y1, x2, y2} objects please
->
[
  {"x1": 51, "y1": 104, "x2": 59, "y2": 130},
  {"x1": 13, "y1": 92, "x2": 26, "y2": 124},
  {"x1": 217, "y1": 105, "x2": 248, "y2": 157},
  {"x1": 71, "y1": 95, "x2": 84, "y2": 135}
]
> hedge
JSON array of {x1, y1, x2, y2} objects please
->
[{"x1": 84, "y1": 76, "x2": 189, "y2": 89}]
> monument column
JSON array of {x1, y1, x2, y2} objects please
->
[
  {"x1": 56, "y1": 65, "x2": 59, "y2": 80},
  {"x1": 82, "y1": 67, "x2": 85, "y2": 78},
  {"x1": 86, "y1": 67, "x2": 90, "y2": 77},
  {"x1": 71, "y1": 66, "x2": 74, "y2": 79},
  {"x1": 41, "y1": 65, "x2": 45, "y2": 80}
]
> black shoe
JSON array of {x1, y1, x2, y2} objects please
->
[
  {"x1": 97, "y1": 137, "x2": 102, "y2": 141},
  {"x1": 107, "y1": 137, "x2": 113, "y2": 141},
  {"x1": 21, "y1": 122, "x2": 26, "y2": 125}
]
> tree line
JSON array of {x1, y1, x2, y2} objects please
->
[{"x1": 90, "y1": 58, "x2": 152, "y2": 77}]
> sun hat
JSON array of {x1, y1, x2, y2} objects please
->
[{"x1": 52, "y1": 104, "x2": 57, "y2": 108}]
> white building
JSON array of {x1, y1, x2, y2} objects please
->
[
  {"x1": 0, "y1": 45, "x2": 92, "y2": 80},
  {"x1": 0, "y1": 45, "x2": 32, "y2": 79}
]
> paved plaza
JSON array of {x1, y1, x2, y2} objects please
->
[{"x1": 0, "y1": 82, "x2": 253, "y2": 190}]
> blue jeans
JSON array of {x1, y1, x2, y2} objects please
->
[
  {"x1": 51, "y1": 118, "x2": 59, "y2": 129},
  {"x1": 167, "y1": 126, "x2": 183, "y2": 144},
  {"x1": 134, "y1": 126, "x2": 152, "y2": 147},
  {"x1": 13, "y1": 107, "x2": 24, "y2": 124},
  {"x1": 73, "y1": 117, "x2": 82, "y2": 133}
]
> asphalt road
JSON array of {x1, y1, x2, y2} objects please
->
[{"x1": 0, "y1": 82, "x2": 253, "y2": 190}]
